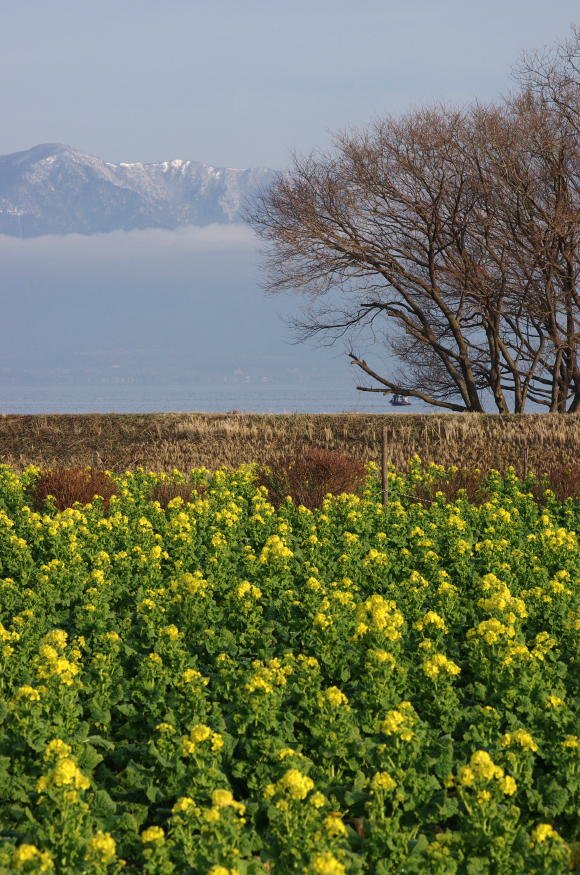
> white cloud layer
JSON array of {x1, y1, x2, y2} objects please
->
[{"x1": 0, "y1": 224, "x2": 257, "y2": 267}]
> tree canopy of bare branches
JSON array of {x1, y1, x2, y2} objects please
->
[{"x1": 247, "y1": 29, "x2": 580, "y2": 413}]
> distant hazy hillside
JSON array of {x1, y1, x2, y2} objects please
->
[{"x1": 0, "y1": 144, "x2": 275, "y2": 237}]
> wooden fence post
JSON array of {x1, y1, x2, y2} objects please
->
[{"x1": 382, "y1": 426, "x2": 388, "y2": 505}]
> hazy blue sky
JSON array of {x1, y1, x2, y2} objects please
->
[
  {"x1": 2, "y1": 1, "x2": 580, "y2": 411},
  {"x1": 2, "y1": 0, "x2": 579, "y2": 169}
]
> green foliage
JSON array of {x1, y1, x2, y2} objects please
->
[{"x1": 0, "y1": 459, "x2": 578, "y2": 873}]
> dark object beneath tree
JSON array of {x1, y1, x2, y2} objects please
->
[{"x1": 389, "y1": 395, "x2": 411, "y2": 406}]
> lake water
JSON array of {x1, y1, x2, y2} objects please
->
[{"x1": 0, "y1": 383, "x2": 433, "y2": 415}]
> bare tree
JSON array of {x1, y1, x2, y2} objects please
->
[
  {"x1": 247, "y1": 34, "x2": 580, "y2": 412},
  {"x1": 500, "y1": 33, "x2": 580, "y2": 411}
]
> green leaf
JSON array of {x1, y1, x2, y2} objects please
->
[
  {"x1": 543, "y1": 779, "x2": 569, "y2": 816},
  {"x1": 408, "y1": 834, "x2": 430, "y2": 856},
  {"x1": 91, "y1": 789, "x2": 117, "y2": 816},
  {"x1": 467, "y1": 857, "x2": 489, "y2": 874},
  {"x1": 145, "y1": 783, "x2": 160, "y2": 802},
  {"x1": 78, "y1": 743, "x2": 103, "y2": 772},
  {"x1": 90, "y1": 704, "x2": 111, "y2": 724}
]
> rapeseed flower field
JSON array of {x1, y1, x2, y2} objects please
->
[{"x1": 0, "y1": 459, "x2": 579, "y2": 873}]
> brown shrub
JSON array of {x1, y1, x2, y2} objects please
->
[
  {"x1": 408, "y1": 468, "x2": 490, "y2": 507},
  {"x1": 257, "y1": 448, "x2": 367, "y2": 511},
  {"x1": 529, "y1": 465, "x2": 580, "y2": 505},
  {"x1": 149, "y1": 481, "x2": 206, "y2": 510},
  {"x1": 26, "y1": 468, "x2": 119, "y2": 515}
]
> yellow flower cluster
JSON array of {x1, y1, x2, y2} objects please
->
[
  {"x1": 305, "y1": 852, "x2": 347, "y2": 875},
  {"x1": 422, "y1": 653, "x2": 461, "y2": 680},
  {"x1": 141, "y1": 826, "x2": 165, "y2": 845},
  {"x1": 235, "y1": 580, "x2": 262, "y2": 600},
  {"x1": 414, "y1": 610, "x2": 448, "y2": 633},
  {"x1": 181, "y1": 724, "x2": 224, "y2": 756},
  {"x1": 37, "y1": 749, "x2": 91, "y2": 805},
  {"x1": 34, "y1": 630, "x2": 80, "y2": 686},
  {"x1": 208, "y1": 867, "x2": 241, "y2": 875},
  {"x1": 354, "y1": 595, "x2": 404, "y2": 640},
  {"x1": 318, "y1": 686, "x2": 349, "y2": 708},
  {"x1": 259, "y1": 534, "x2": 293, "y2": 564},
  {"x1": 180, "y1": 668, "x2": 209, "y2": 687},
  {"x1": 501, "y1": 729, "x2": 538, "y2": 752},
  {"x1": 245, "y1": 658, "x2": 293, "y2": 694},
  {"x1": 468, "y1": 618, "x2": 516, "y2": 646},
  {"x1": 12, "y1": 844, "x2": 54, "y2": 871},
  {"x1": 381, "y1": 702, "x2": 415, "y2": 741},
  {"x1": 172, "y1": 796, "x2": 198, "y2": 815},
  {"x1": 44, "y1": 739, "x2": 72, "y2": 762},
  {"x1": 531, "y1": 823, "x2": 561, "y2": 844},
  {"x1": 175, "y1": 570, "x2": 212, "y2": 596},
  {"x1": 370, "y1": 771, "x2": 397, "y2": 793},
  {"x1": 211, "y1": 788, "x2": 246, "y2": 815},
  {"x1": 10, "y1": 685, "x2": 41, "y2": 706},
  {"x1": 458, "y1": 750, "x2": 517, "y2": 796},
  {"x1": 0, "y1": 621, "x2": 20, "y2": 658},
  {"x1": 264, "y1": 768, "x2": 316, "y2": 808},
  {"x1": 86, "y1": 831, "x2": 117, "y2": 863},
  {"x1": 478, "y1": 574, "x2": 527, "y2": 621}
]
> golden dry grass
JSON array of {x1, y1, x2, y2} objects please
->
[{"x1": 2, "y1": 411, "x2": 580, "y2": 476}]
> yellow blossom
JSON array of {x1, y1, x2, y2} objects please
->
[
  {"x1": 323, "y1": 815, "x2": 348, "y2": 837},
  {"x1": 532, "y1": 824, "x2": 560, "y2": 844},
  {"x1": 423, "y1": 653, "x2": 461, "y2": 679},
  {"x1": 86, "y1": 831, "x2": 116, "y2": 863},
  {"x1": 319, "y1": 687, "x2": 349, "y2": 708},
  {"x1": 306, "y1": 852, "x2": 347, "y2": 875},
  {"x1": 141, "y1": 826, "x2": 165, "y2": 845},
  {"x1": 499, "y1": 776, "x2": 517, "y2": 796},
  {"x1": 501, "y1": 729, "x2": 538, "y2": 752},
  {"x1": 182, "y1": 724, "x2": 223, "y2": 756},
  {"x1": 44, "y1": 739, "x2": 72, "y2": 762},
  {"x1": 12, "y1": 844, "x2": 54, "y2": 871},
  {"x1": 371, "y1": 772, "x2": 397, "y2": 793},
  {"x1": 180, "y1": 668, "x2": 209, "y2": 686},
  {"x1": 414, "y1": 611, "x2": 447, "y2": 632},
  {"x1": 172, "y1": 796, "x2": 196, "y2": 814},
  {"x1": 212, "y1": 788, "x2": 245, "y2": 813},
  {"x1": 13, "y1": 686, "x2": 40, "y2": 703},
  {"x1": 381, "y1": 703, "x2": 415, "y2": 741},
  {"x1": 459, "y1": 750, "x2": 504, "y2": 787}
]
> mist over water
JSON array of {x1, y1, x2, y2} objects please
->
[{"x1": 1, "y1": 225, "x2": 419, "y2": 413}]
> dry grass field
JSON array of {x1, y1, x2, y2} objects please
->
[{"x1": 1, "y1": 411, "x2": 580, "y2": 476}]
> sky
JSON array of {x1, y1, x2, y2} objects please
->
[
  {"x1": 1, "y1": 1, "x2": 580, "y2": 410},
  {"x1": 2, "y1": 0, "x2": 579, "y2": 170}
]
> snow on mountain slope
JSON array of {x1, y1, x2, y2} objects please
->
[{"x1": 0, "y1": 144, "x2": 276, "y2": 237}]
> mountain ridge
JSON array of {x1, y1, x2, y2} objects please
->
[{"x1": 0, "y1": 143, "x2": 275, "y2": 237}]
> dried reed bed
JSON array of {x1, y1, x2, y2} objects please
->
[{"x1": 1, "y1": 412, "x2": 580, "y2": 476}]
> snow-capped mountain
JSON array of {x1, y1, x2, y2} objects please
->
[{"x1": 0, "y1": 143, "x2": 275, "y2": 237}]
